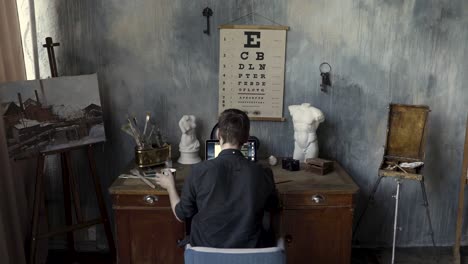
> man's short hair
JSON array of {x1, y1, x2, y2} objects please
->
[{"x1": 218, "y1": 109, "x2": 250, "y2": 146}]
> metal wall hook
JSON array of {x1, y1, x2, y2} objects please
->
[
  {"x1": 203, "y1": 7, "x2": 213, "y2": 35},
  {"x1": 319, "y1": 62, "x2": 332, "y2": 92}
]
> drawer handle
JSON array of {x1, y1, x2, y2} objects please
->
[
  {"x1": 311, "y1": 194, "x2": 325, "y2": 204},
  {"x1": 144, "y1": 195, "x2": 159, "y2": 204}
]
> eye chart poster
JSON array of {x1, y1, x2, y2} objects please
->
[{"x1": 218, "y1": 25, "x2": 288, "y2": 121}]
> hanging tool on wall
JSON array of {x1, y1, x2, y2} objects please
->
[
  {"x1": 319, "y1": 62, "x2": 332, "y2": 92},
  {"x1": 203, "y1": 7, "x2": 213, "y2": 35}
]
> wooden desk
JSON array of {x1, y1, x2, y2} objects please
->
[{"x1": 109, "y1": 162, "x2": 359, "y2": 264}]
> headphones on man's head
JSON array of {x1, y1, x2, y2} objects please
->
[{"x1": 210, "y1": 123, "x2": 219, "y2": 140}]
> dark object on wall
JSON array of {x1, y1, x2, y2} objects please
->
[
  {"x1": 304, "y1": 158, "x2": 334, "y2": 175},
  {"x1": 453, "y1": 114, "x2": 468, "y2": 263},
  {"x1": 42, "y1": 37, "x2": 60, "y2": 77},
  {"x1": 282, "y1": 158, "x2": 300, "y2": 171},
  {"x1": 353, "y1": 104, "x2": 435, "y2": 264},
  {"x1": 319, "y1": 62, "x2": 332, "y2": 92},
  {"x1": 202, "y1": 7, "x2": 213, "y2": 35}
]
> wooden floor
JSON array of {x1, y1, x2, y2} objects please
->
[
  {"x1": 47, "y1": 247, "x2": 466, "y2": 264},
  {"x1": 352, "y1": 247, "x2": 464, "y2": 264},
  {"x1": 46, "y1": 251, "x2": 113, "y2": 264}
]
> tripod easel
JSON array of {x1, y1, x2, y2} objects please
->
[
  {"x1": 353, "y1": 104, "x2": 435, "y2": 264},
  {"x1": 30, "y1": 145, "x2": 116, "y2": 263},
  {"x1": 28, "y1": 37, "x2": 115, "y2": 263}
]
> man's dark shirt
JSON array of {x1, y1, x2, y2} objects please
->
[{"x1": 175, "y1": 149, "x2": 277, "y2": 248}]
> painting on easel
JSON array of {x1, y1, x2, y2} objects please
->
[{"x1": 0, "y1": 73, "x2": 105, "y2": 159}]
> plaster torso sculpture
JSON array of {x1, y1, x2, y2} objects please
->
[
  {"x1": 288, "y1": 103, "x2": 325, "y2": 162},
  {"x1": 177, "y1": 115, "x2": 201, "y2": 164}
]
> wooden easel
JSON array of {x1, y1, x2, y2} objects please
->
[
  {"x1": 29, "y1": 37, "x2": 115, "y2": 264},
  {"x1": 30, "y1": 145, "x2": 116, "y2": 263},
  {"x1": 453, "y1": 115, "x2": 468, "y2": 264},
  {"x1": 353, "y1": 104, "x2": 435, "y2": 264}
]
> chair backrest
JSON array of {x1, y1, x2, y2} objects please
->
[{"x1": 184, "y1": 239, "x2": 286, "y2": 264}]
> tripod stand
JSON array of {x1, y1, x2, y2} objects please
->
[
  {"x1": 353, "y1": 104, "x2": 435, "y2": 264},
  {"x1": 353, "y1": 173, "x2": 436, "y2": 263}
]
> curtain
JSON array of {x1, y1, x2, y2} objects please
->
[
  {"x1": 0, "y1": 0, "x2": 26, "y2": 81},
  {"x1": 0, "y1": 0, "x2": 28, "y2": 263}
]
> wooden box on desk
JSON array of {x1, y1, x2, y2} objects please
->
[
  {"x1": 304, "y1": 158, "x2": 334, "y2": 175},
  {"x1": 378, "y1": 104, "x2": 429, "y2": 181}
]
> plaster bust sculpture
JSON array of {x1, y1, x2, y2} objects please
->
[
  {"x1": 288, "y1": 103, "x2": 325, "y2": 162},
  {"x1": 177, "y1": 115, "x2": 201, "y2": 164}
]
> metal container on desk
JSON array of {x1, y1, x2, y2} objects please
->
[{"x1": 135, "y1": 144, "x2": 171, "y2": 168}]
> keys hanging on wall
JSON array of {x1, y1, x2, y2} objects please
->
[
  {"x1": 203, "y1": 7, "x2": 213, "y2": 35},
  {"x1": 319, "y1": 62, "x2": 332, "y2": 92}
]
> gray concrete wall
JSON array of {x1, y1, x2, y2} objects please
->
[{"x1": 18, "y1": 0, "x2": 468, "y2": 247}]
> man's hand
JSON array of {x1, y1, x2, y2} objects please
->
[
  {"x1": 155, "y1": 169, "x2": 175, "y2": 190},
  {"x1": 155, "y1": 169, "x2": 182, "y2": 222}
]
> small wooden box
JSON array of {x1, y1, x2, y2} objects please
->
[
  {"x1": 378, "y1": 104, "x2": 430, "y2": 181},
  {"x1": 305, "y1": 158, "x2": 334, "y2": 175}
]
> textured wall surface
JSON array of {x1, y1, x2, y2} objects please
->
[{"x1": 16, "y1": 0, "x2": 468, "y2": 248}]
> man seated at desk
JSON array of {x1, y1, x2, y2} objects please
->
[{"x1": 156, "y1": 108, "x2": 278, "y2": 248}]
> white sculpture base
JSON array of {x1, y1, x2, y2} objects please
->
[{"x1": 178, "y1": 151, "x2": 201, "y2": 164}]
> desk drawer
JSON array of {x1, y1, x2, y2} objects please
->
[
  {"x1": 282, "y1": 193, "x2": 353, "y2": 208},
  {"x1": 112, "y1": 194, "x2": 170, "y2": 209}
]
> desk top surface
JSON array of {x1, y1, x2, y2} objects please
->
[{"x1": 109, "y1": 161, "x2": 359, "y2": 196}]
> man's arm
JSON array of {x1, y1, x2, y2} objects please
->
[
  {"x1": 155, "y1": 170, "x2": 182, "y2": 222},
  {"x1": 166, "y1": 184, "x2": 182, "y2": 222},
  {"x1": 156, "y1": 168, "x2": 198, "y2": 222}
]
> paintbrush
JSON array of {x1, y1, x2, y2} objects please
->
[
  {"x1": 275, "y1": 180, "x2": 293, "y2": 185},
  {"x1": 127, "y1": 117, "x2": 142, "y2": 148},
  {"x1": 132, "y1": 116, "x2": 139, "y2": 131},
  {"x1": 130, "y1": 169, "x2": 156, "y2": 189},
  {"x1": 146, "y1": 125, "x2": 155, "y2": 144},
  {"x1": 394, "y1": 163, "x2": 408, "y2": 174},
  {"x1": 132, "y1": 116, "x2": 144, "y2": 145},
  {"x1": 155, "y1": 128, "x2": 163, "y2": 148},
  {"x1": 121, "y1": 123, "x2": 135, "y2": 137},
  {"x1": 142, "y1": 112, "x2": 150, "y2": 141}
]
